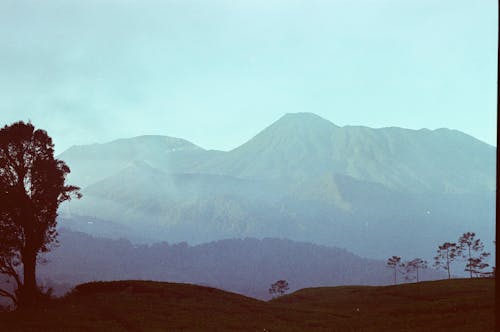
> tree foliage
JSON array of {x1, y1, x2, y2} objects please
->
[
  {"x1": 401, "y1": 258, "x2": 427, "y2": 283},
  {"x1": 269, "y1": 280, "x2": 289, "y2": 298},
  {"x1": 0, "y1": 121, "x2": 80, "y2": 308},
  {"x1": 386, "y1": 256, "x2": 401, "y2": 285},
  {"x1": 433, "y1": 242, "x2": 458, "y2": 279},
  {"x1": 457, "y1": 232, "x2": 490, "y2": 278}
]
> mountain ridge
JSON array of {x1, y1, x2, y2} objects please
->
[
  {"x1": 59, "y1": 113, "x2": 495, "y2": 159},
  {"x1": 186, "y1": 113, "x2": 495, "y2": 193}
]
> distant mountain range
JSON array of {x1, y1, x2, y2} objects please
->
[
  {"x1": 58, "y1": 113, "x2": 496, "y2": 260},
  {"x1": 37, "y1": 229, "x2": 445, "y2": 300}
]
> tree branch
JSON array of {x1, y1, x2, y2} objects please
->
[
  {"x1": 0, "y1": 255, "x2": 23, "y2": 290},
  {"x1": 5, "y1": 260, "x2": 22, "y2": 289},
  {"x1": 0, "y1": 288, "x2": 18, "y2": 306}
]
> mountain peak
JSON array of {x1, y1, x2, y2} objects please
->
[
  {"x1": 277, "y1": 112, "x2": 338, "y2": 127},
  {"x1": 253, "y1": 112, "x2": 338, "y2": 140},
  {"x1": 111, "y1": 135, "x2": 202, "y2": 151}
]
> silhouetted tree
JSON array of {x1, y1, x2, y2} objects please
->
[
  {"x1": 269, "y1": 280, "x2": 289, "y2": 298},
  {"x1": 433, "y1": 242, "x2": 457, "y2": 279},
  {"x1": 0, "y1": 121, "x2": 80, "y2": 308},
  {"x1": 386, "y1": 256, "x2": 401, "y2": 284},
  {"x1": 401, "y1": 258, "x2": 427, "y2": 283},
  {"x1": 457, "y1": 232, "x2": 490, "y2": 278},
  {"x1": 487, "y1": 241, "x2": 496, "y2": 277}
]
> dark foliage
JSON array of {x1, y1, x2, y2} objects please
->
[
  {"x1": 457, "y1": 232, "x2": 490, "y2": 278},
  {"x1": 386, "y1": 256, "x2": 401, "y2": 284},
  {"x1": 0, "y1": 121, "x2": 80, "y2": 308},
  {"x1": 401, "y1": 258, "x2": 428, "y2": 282},
  {"x1": 433, "y1": 242, "x2": 458, "y2": 279},
  {"x1": 269, "y1": 280, "x2": 289, "y2": 298}
]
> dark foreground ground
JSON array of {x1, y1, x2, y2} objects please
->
[{"x1": 0, "y1": 278, "x2": 494, "y2": 331}]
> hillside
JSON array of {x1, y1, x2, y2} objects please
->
[
  {"x1": 1, "y1": 279, "x2": 494, "y2": 331},
  {"x1": 36, "y1": 229, "x2": 447, "y2": 300}
]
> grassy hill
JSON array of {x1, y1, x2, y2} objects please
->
[{"x1": 1, "y1": 278, "x2": 494, "y2": 331}]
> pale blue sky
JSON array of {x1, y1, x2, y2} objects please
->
[{"x1": 0, "y1": 0, "x2": 497, "y2": 153}]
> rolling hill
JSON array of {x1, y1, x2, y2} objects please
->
[{"x1": 1, "y1": 278, "x2": 494, "y2": 331}]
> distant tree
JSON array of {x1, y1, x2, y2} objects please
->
[
  {"x1": 402, "y1": 258, "x2": 428, "y2": 283},
  {"x1": 386, "y1": 256, "x2": 401, "y2": 285},
  {"x1": 466, "y1": 258, "x2": 491, "y2": 277},
  {"x1": 487, "y1": 242, "x2": 496, "y2": 277},
  {"x1": 0, "y1": 121, "x2": 80, "y2": 309},
  {"x1": 433, "y1": 242, "x2": 458, "y2": 279},
  {"x1": 269, "y1": 280, "x2": 289, "y2": 298},
  {"x1": 457, "y1": 232, "x2": 490, "y2": 278}
]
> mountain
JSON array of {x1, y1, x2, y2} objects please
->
[
  {"x1": 59, "y1": 135, "x2": 219, "y2": 187},
  {"x1": 60, "y1": 113, "x2": 495, "y2": 193},
  {"x1": 57, "y1": 113, "x2": 496, "y2": 259},
  {"x1": 192, "y1": 113, "x2": 495, "y2": 193}
]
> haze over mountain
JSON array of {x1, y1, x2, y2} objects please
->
[{"x1": 58, "y1": 113, "x2": 496, "y2": 260}]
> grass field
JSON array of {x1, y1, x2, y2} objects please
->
[{"x1": 0, "y1": 278, "x2": 494, "y2": 331}]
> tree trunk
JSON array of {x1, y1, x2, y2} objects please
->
[
  {"x1": 394, "y1": 268, "x2": 397, "y2": 285},
  {"x1": 416, "y1": 267, "x2": 419, "y2": 283},
  {"x1": 446, "y1": 250, "x2": 451, "y2": 279},
  {"x1": 468, "y1": 247, "x2": 472, "y2": 278},
  {"x1": 18, "y1": 199, "x2": 40, "y2": 309},
  {"x1": 20, "y1": 249, "x2": 38, "y2": 308}
]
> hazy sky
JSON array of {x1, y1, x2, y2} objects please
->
[{"x1": 1, "y1": 0, "x2": 497, "y2": 153}]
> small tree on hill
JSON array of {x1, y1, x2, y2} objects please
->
[
  {"x1": 486, "y1": 241, "x2": 496, "y2": 277},
  {"x1": 386, "y1": 256, "x2": 401, "y2": 285},
  {"x1": 0, "y1": 121, "x2": 80, "y2": 309},
  {"x1": 402, "y1": 258, "x2": 428, "y2": 283},
  {"x1": 466, "y1": 258, "x2": 490, "y2": 277},
  {"x1": 269, "y1": 280, "x2": 289, "y2": 298},
  {"x1": 457, "y1": 232, "x2": 490, "y2": 278},
  {"x1": 433, "y1": 242, "x2": 457, "y2": 279}
]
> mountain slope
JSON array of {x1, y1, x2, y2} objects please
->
[
  {"x1": 42, "y1": 229, "x2": 440, "y2": 300},
  {"x1": 59, "y1": 135, "x2": 218, "y2": 187},
  {"x1": 58, "y1": 113, "x2": 496, "y2": 259}
]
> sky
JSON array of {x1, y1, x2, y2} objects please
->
[{"x1": 0, "y1": 0, "x2": 497, "y2": 154}]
